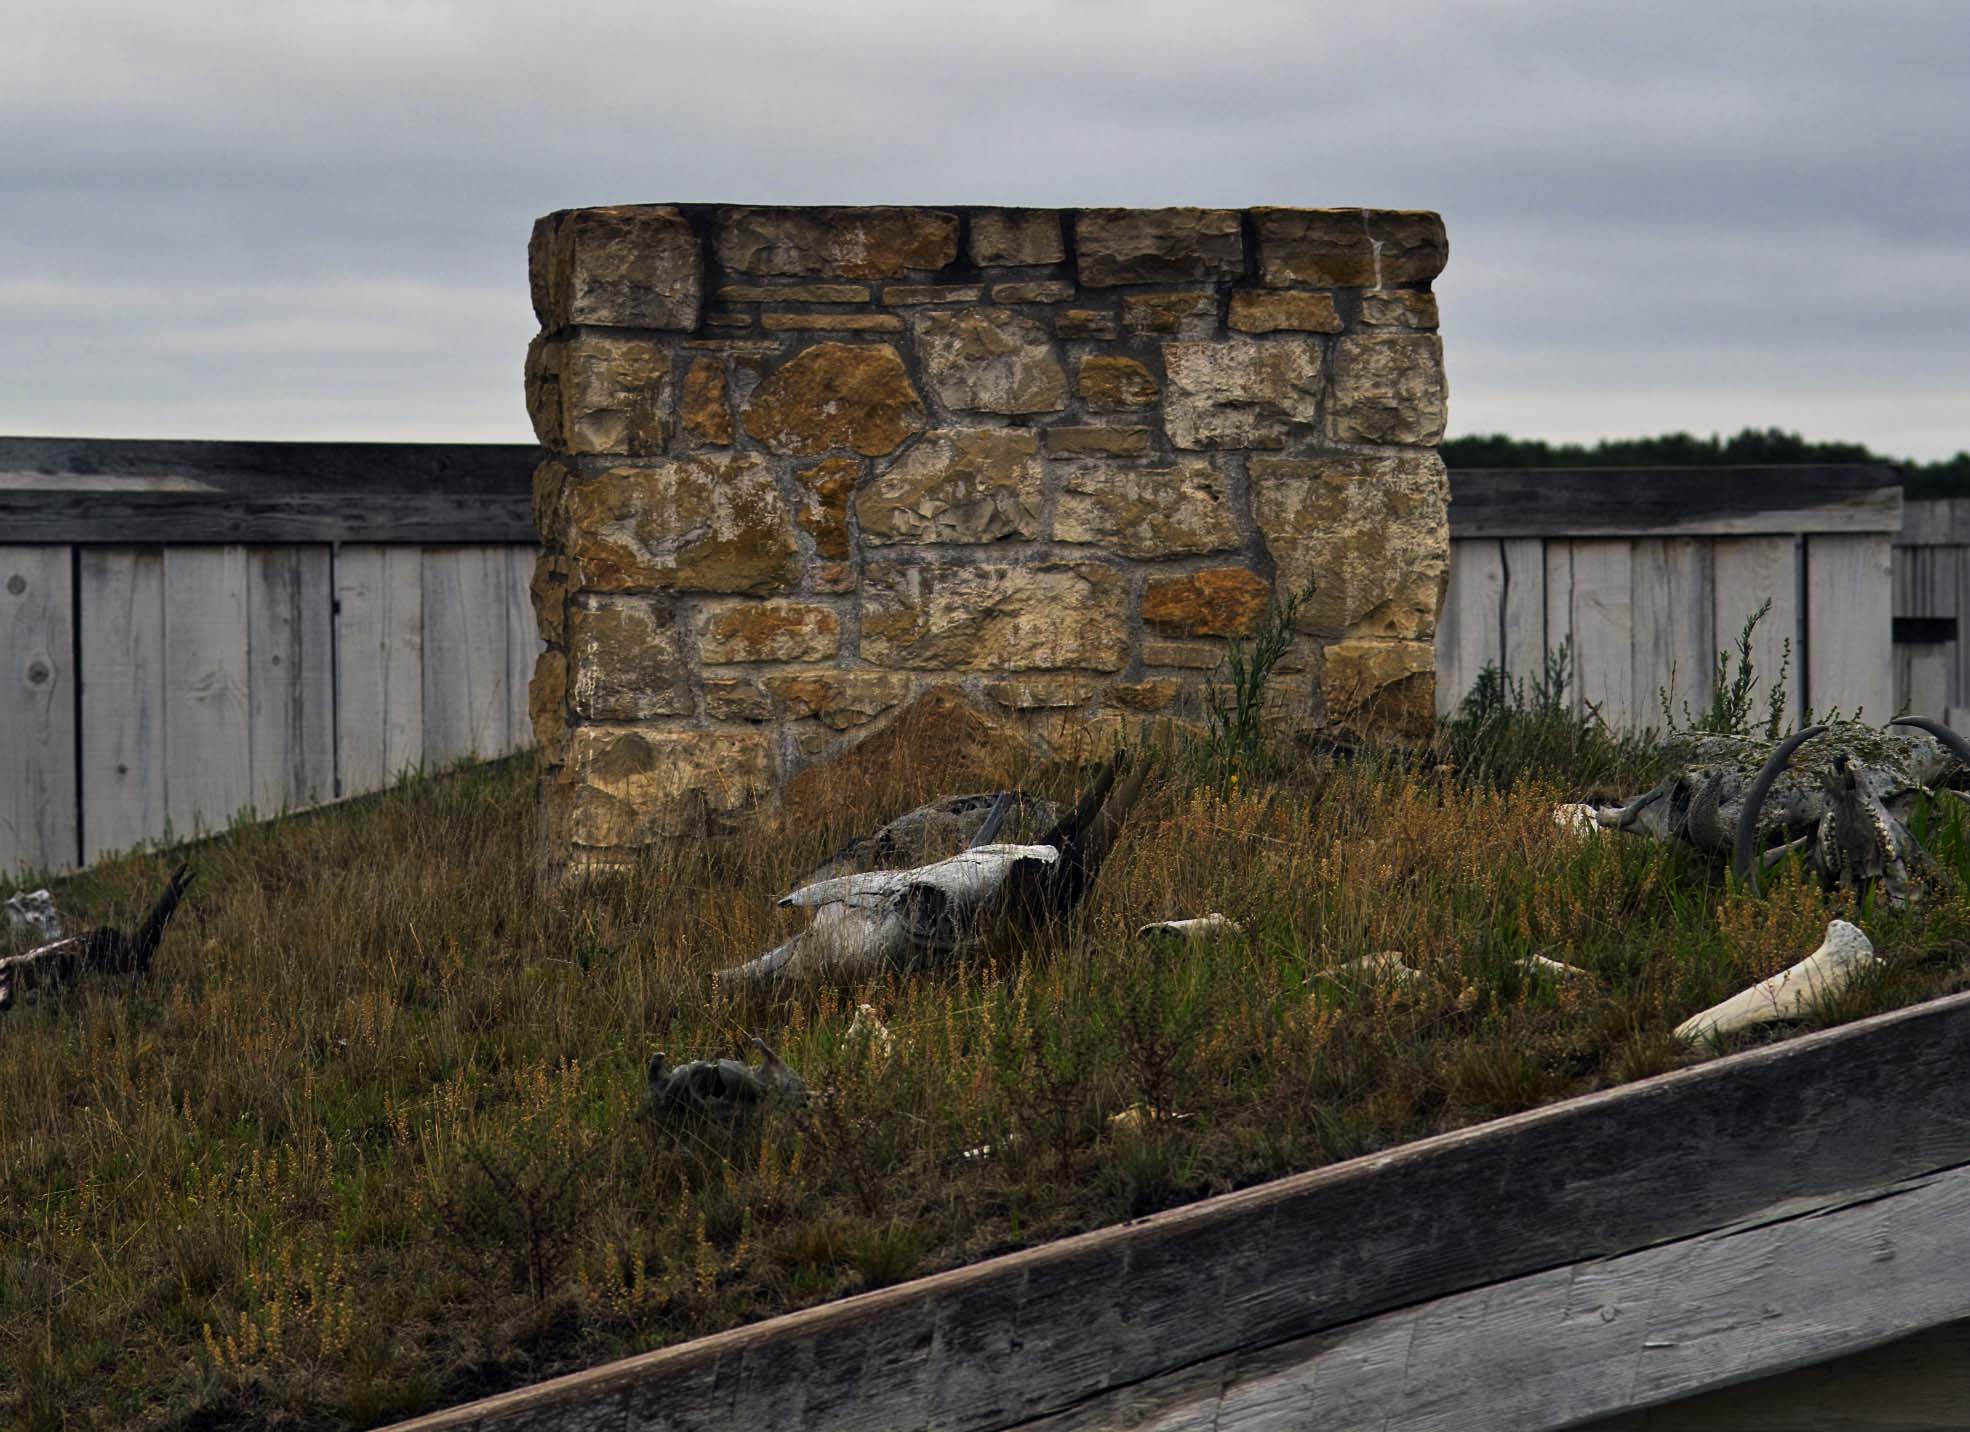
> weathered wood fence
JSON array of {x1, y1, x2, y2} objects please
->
[
  {"x1": 1433, "y1": 465, "x2": 1905, "y2": 728},
  {"x1": 1891, "y1": 498, "x2": 1970, "y2": 724},
  {"x1": 1, "y1": 438, "x2": 541, "y2": 878},
  {"x1": 3, "y1": 446, "x2": 1949, "y2": 878}
]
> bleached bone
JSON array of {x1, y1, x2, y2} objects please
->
[
  {"x1": 846, "y1": 1003, "x2": 895, "y2": 1061},
  {"x1": 718, "y1": 755, "x2": 1149, "y2": 985},
  {"x1": 1674, "y1": 919, "x2": 1879, "y2": 1045},
  {"x1": 1552, "y1": 804, "x2": 1603, "y2": 835},
  {"x1": 1334, "y1": 951, "x2": 1422, "y2": 984},
  {"x1": 1517, "y1": 954, "x2": 1590, "y2": 981},
  {"x1": 1137, "y1": 913, "x2": 1243, "y2": 940},
  {"x1": 1, "y1": 866, "x2": 192, "y2": 1014},
  {"x1": 4, "y1": 888, "x2": 63, "y2": 944},
  {"x1": 1108, "y1": 1102, "x2": 1192, "y2": 1132}
]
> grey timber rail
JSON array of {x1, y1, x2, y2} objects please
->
[{"x1": 385, "y1": 987, "x2": 1970, "y2": 1431}]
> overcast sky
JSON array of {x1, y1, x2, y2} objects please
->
[{"x1": 3, "y1": 1, "x2": 1964, "y2": 457}]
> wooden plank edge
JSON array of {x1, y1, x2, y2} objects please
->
[
  {"x1": 0, "y1": 496, "x2": 537, "y2": 545},
  {"x1": 1009, "y1": 1162, "x2": 1970, "y2": 1432},
  {"x1": 381, "y1": 986, "x2": 1970, "y2": 1432}
]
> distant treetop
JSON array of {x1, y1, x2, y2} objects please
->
[{"x1": 1440, "y1": 427, "x2": 1970, "y2": 498}]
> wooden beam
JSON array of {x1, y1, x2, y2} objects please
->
[
  {"x1": 1806, "y1": 534, "x2": 1895, "y2": 720},
  {"x1": 1013, "y1": 1163, "x2": 1970, "y2": 1432},
  {"x1": 1581, "y1": 1319, "x2": 1970, "y2": 1431},
  {"x1": 333, "y1": 546, "x2": 425, "y2": 797},
  {"x1": 0, "y1": 546, "x2": 78, "y2": 877},
  {"x1": 1433, "y1": 539, "x2": 1502, "y2": 716},
  {"x1": 1497, "y1": 537, "x2": 1545, "y2": 685},
  {"x1": 1713, "y1": 536, "x2": 1802, "y2": 730},
  {"x1": 1448, "y1": 466, "x2": 1902, "y2": 539},
  {"x1": 0, "y1": 437, "x2": 539, "y2": 544},
  {"x1": 1630, "y1": 537, "x2": 1713, "y2": 731},
  {"x1": 78, "y1": 549, "x2": 166, "y2": 863},
  {"x1": 383, "y1": 989, "x2": 1970, "y2": 1432},
  {"x1": 161, "y1": 547, "x2": 250, "y2": 841}
]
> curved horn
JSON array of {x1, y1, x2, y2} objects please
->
[
  {"x1": 1888, "y1": 715, "x2": 1970, "y2": 773},
  {"x1": 1733, "y1": 725, "x2": 1828, "y2": 891},
  {"x1": 967, "y1": 791, "x2": 1015, "y2": 848}
]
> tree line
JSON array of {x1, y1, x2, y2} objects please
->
[{"x1": 1440, "y1": 427, "x2": 1970, "y2": 498}]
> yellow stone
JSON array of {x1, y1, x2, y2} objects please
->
[
  {"x1": 1054, "y1": 461, "x2": 1241, "y2": 559},
  {"x1": 1321, "y1": 639, "x2": 1437, "y2": 739},
  {"x1": 1251, "y1": 452, "x2": 1449, "y2": 640},
  {"x1": 679, "y1": 357, "x2": 734, "y2": 446},
  {"x1": 566, "y1": 598, "x2": 694, "y2": 719},
  {"x1": 1251, "y1": 208, "x2": 1448, "y2": 288},
  {"x1": 694, "y1": 600, "x2": 842, "y2": 664},
  {"x1": 713, "y1": 207, "x2": 958, "y2": 278},
  {"x1": 561, "y1": 455, "x2": 800, "y2": 595},
  {"x1": 1140, "y1": 568, "x2": 1272, "y2": 638},
  {"x1": 856, "y1": 429, "x2": 1044, "y2": 545},
  {"x1": 1076, "y1": 356, "x2": 1159, "y2": 410},
  {"x1": 765, "y1": 670, "x2": 913, "y2": 730},
  {"x1": 793, "y1": 456, "x2": 859, "y2": 563},
  {"x1": 859, "y1": 562, "x2": 1130, "y2": 671},
  {"x1": 1227, "y1": 289, "x2": 1343, "y2": 334},
  {"x1": 563, "y1": 725, "x2": 775, "y2": 843},
  {"x1": 741, "y1": 342, "x2": 927, "y2": 456},
  {"x1": 970, "y1": 209, "x2": 1066, "y2": 267}
]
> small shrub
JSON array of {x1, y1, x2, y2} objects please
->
[
  {"x1": 1197, "y1": 576, "x2": 1317, "y2": 782},
  {"x1": 1661, "y1": 599, "x2": 1795, "y2": 738},
  {"x1": 431, "y1": 1061, "x2": 602, "y2": 1306},
  {"x1": 1107, "y1": 1128, "x2": 1201, "y2": 1219},
  {"x1": 1440, "y1": 639, "x2": 1659, "y2": 790},
  {"x1": 845, "y1": 1219, "x2": 924, "y2": 1289}
]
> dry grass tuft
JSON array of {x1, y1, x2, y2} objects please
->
[{"x1": 4, "y1": 735, "x2": 1970, "y2": 1430}]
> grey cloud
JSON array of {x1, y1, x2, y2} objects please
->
[{"x1": 1, "y1": 0, "x2": 1964, "y2": 453}]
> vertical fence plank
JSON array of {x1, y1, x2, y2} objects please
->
[
  {"x1": 1939, "y1": 549, "x2": 1965, "y2": 711},
  {"x1": 1807, "y1": 535, "x2": 1895, "y2": 720},
  {"x1": 0, "y1": 546, "x2": 78, "y2": 877},
  {"x1": 1952, "y1": 547, "x2": 1970, "y2": 713},
  {"x1": 247, "y1": 547, "x2": 334, "y2": 816},
  {"x1": 1544, "y1": 543, "x2": 1576, "y2": 711},
  {"x1": 1435, "y1": 540, "x2": 1504, "y2": 715},
  {"x1": 1893, "y1": 544, "x2": 1925, "y2": 617},
  {"x1": 163, "y1": 546, "x2": 251, "y2": 841},
  {"x1": 1712, "y1": 536, "x2": 1801, "y2": 731},
  {"x1": 1903, "y1": 642, "x2": 1950, "y2": 720},
  {"x1": 79, "y1": 549, "x2": 166, "y2": 863},
  {"x1": 335, "y1": 545, "x2": 425, "y2": 797},
  {"x1": 505, "y1": 545, "x2": 542, "y2": 752},
  {"x1": 423, "y1": 547, "x2": 510, "y2": 767},
  {"x1": 1499, "y1": 538, "x2": 1546, "y2": 687},
  {"x1": 1631, "y1": 538, "x2": 1716, "y2": 731},
  {"x1": 1568, "y1": 541, "x2": 1635, "y2": 729}
]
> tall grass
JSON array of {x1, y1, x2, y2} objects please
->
[
  {"x1": 3, "y1": 733, "x2": 1969, "y2": 1429},
  {"x1": 1437, "y1": 639, "x2": 1660, "y2": 791}
]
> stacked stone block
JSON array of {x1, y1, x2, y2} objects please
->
[{"x1": 526, "y1": 204, "x2": 1449, "y2": 877}]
